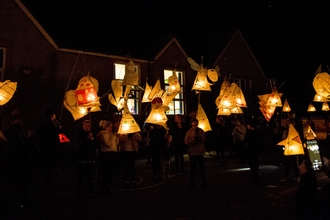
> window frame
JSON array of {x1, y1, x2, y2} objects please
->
[
  {"x1": 114, "y1": 62, "x2": 141, "y2": 115},
  {"x1": 163, "y1": 69, "x2": 185, "y2": 115}
]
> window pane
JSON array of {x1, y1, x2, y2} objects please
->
[{"x1": 114, "y1": 63, "x2": 125, "y2": 79}]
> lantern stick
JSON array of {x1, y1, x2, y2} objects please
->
[{"x1": 60, "y1": 53, "x2": 81, "y2": 119}]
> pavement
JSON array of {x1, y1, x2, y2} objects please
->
[{"x1": 1, "y1": 146, "x2": 330, "y2": 220}]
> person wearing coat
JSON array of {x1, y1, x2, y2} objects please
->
[{"x1": 184, "y1": 119, "x2": 206, "y2": 188}]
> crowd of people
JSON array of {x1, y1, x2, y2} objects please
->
[{"x1": 2, "y1": 107, "x2": 330, "y2": 219}]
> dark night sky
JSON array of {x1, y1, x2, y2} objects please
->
[{"x1": 20, "y1": 0, "x2": 330, "y2": 115}]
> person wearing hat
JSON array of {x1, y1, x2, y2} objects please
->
[{"x1": 245, "y1": 118, "x2": 262, "y2": 182}]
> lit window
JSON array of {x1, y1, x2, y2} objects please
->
[
  {"x1": 114, "y1": 63, "x2": 140, "y2": 114},
  {"x1": 164, "y1": 69, "x2": 185, "y2": 115}
]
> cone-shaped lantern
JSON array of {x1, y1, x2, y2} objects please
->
[
  {"x1": 117, "y1": 105, "x2": 141, "y2": 134},
  {"x1": 282, "y1": 99, "x2": 291, "y2": 112},
  {"x1": 0, "y1": 80, "x2": 17, "y2": 106},
  {"x1": 145, "y1": 97, "x2": 168, "y2": 128},
  {"x1": 307, "y1": 103, "x2": 316, "y2": 112},
  {"x1": 322, "y1": 102, "x2": 330, "y2": 111},
  {"x1": 277, "y1": 124, "x2": 304, "y2": 156},
  {"x1": 196, "y1": 103, "x2": 212, "y2": 132}
]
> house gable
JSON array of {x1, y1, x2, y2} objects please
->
[{"x1": 213, "y1": 30, "x2": 268, "y2": 92}]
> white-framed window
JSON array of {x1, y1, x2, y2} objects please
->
[
  {"x1": 114, "y1": 62, "x2": 140, "y2": 114},
  {"x1": 164, "y1": 69, "x2": 185, "y2": 115},
  {"x1": 232, "y1": 78, "x2": 252, "y2": 91},
  {"x1": 0, "y1": 48, "x2": 5, "y2": 81}
]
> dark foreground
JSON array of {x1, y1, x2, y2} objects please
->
[{"x1": 1, "y1": 146, "x2": 330, "y2": 220}]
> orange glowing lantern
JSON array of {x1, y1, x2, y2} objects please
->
[
  {"x1": 277, "y1": 124, "x2": 304, "y2": 156},
  {"x1": 282, "y1": 99, "x2": 291, "y2": 112},
  {"x1": 322, "y1": 102, "x2": 330, "y2": 111},
  {"x1": 75, "y1": 74, "x2": 99, "y2": 106},
  {"x1": 145, "y1": 97, "x2": 168, "y2": 128},
  {"x1": 188, "y1": 57, "x2": 219, "y2": 91},
  {"x1": 196, "y1": 103, "x2": 212, "y2": 132},
  {"x1": 307, "y1": 103, "x2": 316, "y2": 112},
  {"x1": 63, "y1": 74, "x2": 101, "y2": 120},
  {"x1": 313, "y1": 72, "x2": 330, "y2": 99},
  {"x1": 0, "y1": 80, "x2": 17, "y2": 106},
  {"x1": 117, "y1": 104, "x2": 141, "y2": 134}
]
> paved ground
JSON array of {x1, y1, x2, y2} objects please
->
[{"x1": 1, "y1": 146, "x2": 330, "y2": 220}]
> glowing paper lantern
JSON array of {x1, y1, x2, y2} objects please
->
[
  {"x1": 188, "y1": 57, "x2": 219, "y2": 91},
  {"x1": 59, "y1": 133, "x2": 70, "y2": 143},
  {"x1": 266, "y1": 87, "x2": 282, "y2": 107},
  {"x1": 142, "y1": 82, "x2": 152, "y2": 103},
  {"x1": 313, "y1": 93, "x2": 330, "y2": 102},
  {"x1": 277, "y1": 124, "x2": 304, "y2": 156},
  {"x1": 167, "y1": 69, "x2": 181, "y2": 94},
  {"x1": 122, "y1": 60, "x2": 139, "y2": 86},
  {"x1": 196, "y1": 104, "x2": 212, "y2": 132},
  {"x1": 0, "y1": 80, "x2": 17, "y2": 106},
  {"x1": 64, "y1": 75, "x2": 101, "y2": 120},
  {"x1": 108, "y1": 79, "x2": 127, "y2": 111},
  {"x1": 145, "y1": 97, "x2": 168, "y2": 128},
  {"x1": 117, "y1": 105, "x2": 141, "y2": 134},
  {"x1": 215, "y1": 81, "x2": 247, "y2": 116},
  {"x1": 148, "y1": 80, "x2": 164, "y2": 100},
  {"x1": 75, "y1": 75, "x2": 99, "y2": 106},
  {"x1": 322, "y1": 102, "x2": 330, "y2": 111},
  {"x1": 307, "y1": 103, "x2": 316, "y2": 112},
  {"x1": 313, "y1": 72, "x2": 330, "y2": 99},
  {"x1": 282, "y1": 99, "x2": 291, "y2": 112},
  {"x1": 258, "y1": 87, "x2": 283, "y2": 121}
]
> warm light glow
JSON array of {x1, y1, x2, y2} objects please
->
[
  {"x1": 0, "y1": 80, "x2": 17, "y2": 106},
  {"x1": 282, "y1": 99, "x2": 291, "y2": 112},
  {"x1": 223, "y1": 100, "x2": 230, "y2": 107},
  {"x1": 277, "y1": 124, "x2": 304, "y2": 156},
  {"x1": 307, "y1": 103, "x2": 316, "y2": 112},
  {"x1": 313, "y1": 93, "x2": 329, "y2": 102},
  {"x1": 155, "y1": 113, "x2": 162, "y2": 121},
  {"x1": 322, "y1": 102, "x2": 330, "y2": 111}
]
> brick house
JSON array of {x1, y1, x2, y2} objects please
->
[{"x1": 1, "y1": 0, "x2": 273, "y2": 149}]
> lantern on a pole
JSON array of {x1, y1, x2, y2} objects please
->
[
  {"x1": 117, "y1": 103, "x2": 141, "y2": 134},
  {"x1": 277, "y1": 124, "x2": 304, "y2": 156},
  {"x1": 64, "y1": 73, "x2": 101, "y2": 120},
  {"x1": 145, "y1": 97, "x2": 168, "y2": 128},
  {"x1": 188, "y1": 57, "x2": 219, "y2": 92}
]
